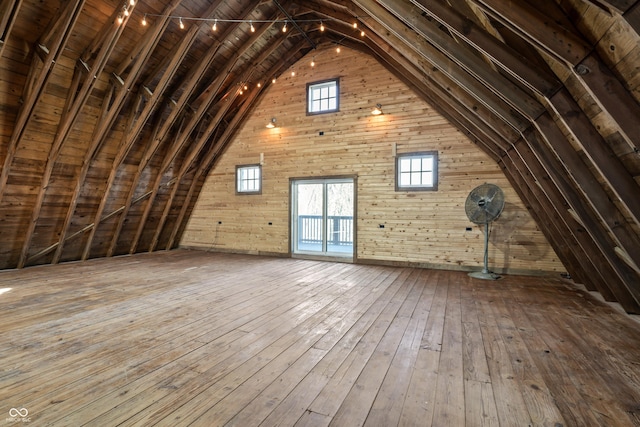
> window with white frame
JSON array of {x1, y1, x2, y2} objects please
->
[
  {"x1": 236, "y1": 164, "x2": 261, "y2": 194},
  {"x1": 396, "y1": 151, "x2": 438, "y2": 191},
  {"x1": 307, "y1": 78, "x2": 339, "y2": 114}
]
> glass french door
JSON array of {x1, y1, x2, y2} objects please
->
[{"x1": 292, "y1": 178, "x2": 354, "y2": 257}]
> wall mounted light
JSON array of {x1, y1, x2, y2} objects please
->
[
  {"x1": 266, "y1": 118, "x2": 276, "y2": 128},
  {"x1": 371, "y1": 103, "x2": 383, "y2": 115}
]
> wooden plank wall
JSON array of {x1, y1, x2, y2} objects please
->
[{"x1": 181, "y1": 47, "x2": 565, "y2": 275}]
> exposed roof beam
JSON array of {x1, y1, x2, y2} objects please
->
[
  {"x1": 0, "y1": 0, "x2": 85, "y2": 202},
  {"x1": 357, "y1": 6, "x2": 529, "y2": 134},
  {"x1": 0, "y1": 0, "x2": 23, "y2": 57},
  {"x1": 370, "y1": 0, "x2": 545, "y2": 120},
  {"x1": 149, "y1": 34, "x2": 290, "y2": 252},
  {"x1": 471, "y1": 0, "x2": 593, "y2": 66},
  {"x1": 408, "y1": 0, "x2": 562, "y2": 98},
  {"x1": 127, "y1": 13, "x2": 281, "y2": 255},
  {"x1": 16, "y1": 3, "x2": 132, "y2": 268},
  {"x1": 548, "y1": 89, "x2": 640, "y2": 229},
  {"x1": 82, "y1": 0, "x2": 264, "y2": 260}
]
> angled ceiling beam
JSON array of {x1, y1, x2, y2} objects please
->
[
  {"x1": 364, "y1": 33, "x2": 513, "y2": 151},
  {"x1": 408, "y1": 0, "x2": 561, "y2": 98},
  {"x1": 0, "y1": 0, "x2": 23, "y2": 57},
  {"x1": 370, "y1": 0, "x2": 545, "y2": 120},
  {"x1": 148, "y1": 34, "x2": 290, "y2": 252},
  {"x1": 352, "y1": 0, "x2": 531, "y2": 132},
  {"x1": 508, "y1": 139, "x2": 621, "y2": 300},
  {"x1": 51, "y1": 0, "x2": 183, "y2": 264},
  {"x1": 274, "y1": 0, "x2": 316, "y2": 48},
  {"x1": 573, "y1": 53, "x2": 640, "y2": 152},
  {"x1": 533, "y1": 114, "x2": 640, "y2": 302},
  {"x1": 548, "y1": 89, "x2": 640, "y2": 228},
  {"x1": 0, "y1": 0, "x2": 85, "y2": 201},
  {"x1": 471, "y1": 0, "x2": 593, "y2": 65},
  {"x1": 16, "y1": 4, "x2": 132, "y2": 268},
  {"x1": 81, "y1": 0, "x2": 263, "y2": 260},
  {"x1": 126, "y1": 13, "x2": 281, "y2": 255},
  {"x1": 165, "y1": 45, "x2": 308, "y2": 249}
]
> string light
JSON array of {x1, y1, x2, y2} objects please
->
[
  {"x1": 272, "y1": 77, "x2": 276, "y2": 84},
  {"x1": 311, "y1": 57, "x2": 315, "y2": 67},
  {"x1": 117, "y1": 14, "x2": 124, "y2": 25},
  {"x1": 257, "y1": 82, "x2": 261, "y2": 88},
  {"x1": 129, "y1": 0, "x2": 135, "y2": 5},
  {"x1": 336, "y1": 46, "x2": 341, "y2": 53},
  {"x1": 133, "y1": 13, "x2": 371, "y2": 38},
  {"x1": 124, "y1": 8, "x2": 130, "y2": 17},
  {"x1": 291, "y1": 69, "x2": 296, "y2": 77}
]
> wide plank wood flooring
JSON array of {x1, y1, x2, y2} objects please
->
[{"x1": 1, "y1": 249, "x2": 639, "y2": 426}]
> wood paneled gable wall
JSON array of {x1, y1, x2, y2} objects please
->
[
  {"x1": 0, "y1": 0, "x2": 639, "y2": 312},
  {"x1": 182, "y1": 47, "x2": 565, "y2": 276}
]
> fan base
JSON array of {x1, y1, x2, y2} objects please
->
[{"x1": 468, "y1": 271, "x2": 501, "y2": 280}]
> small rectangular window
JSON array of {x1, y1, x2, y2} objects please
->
[
  {"x1": 307, "y1": 79, "x2": 339, "y2": 114},
  {"x1": 396, "y1": 151, "x2": 438, "y2": 191},
  {"x1": 236, "y1": 164, "x2": 262, "y2": 194}
]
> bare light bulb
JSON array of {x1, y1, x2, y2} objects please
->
[
  {"x1": 250, "y1": 21, "x2": 255, "y2": 32},
  {"x1": 212, "y1": 19, "x2": 217, "y2": 31},
  {"x1": 179, "y1": 18, "x2": 184, "y2": 29},
  {"x1": 141, "y1": 15, "x2": 147, "y2": 26}
]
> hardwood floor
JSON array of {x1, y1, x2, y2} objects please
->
[{"x1": 1, "y1": 250, "x2": 639, "y2": 426}]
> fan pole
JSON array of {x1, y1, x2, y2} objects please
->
[
  {"x1": 468, "y1": 220, "x2": 500, "y2": 280},
  {"x1": 482, "y1": 220, "x2": 489, "y2": 274}
]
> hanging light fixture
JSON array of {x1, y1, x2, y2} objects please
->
[
  {"x1": 141, "y1": 14, "x2": 147, "y2": 26},
  {"x1": 250, "y1": 20, "x2": 255, "y2": 32},
  {"x1": 371, "y1": 103, "x2": 383, "y2": 115},
  {"x1": 282, "y1": 21, "x2": 287, "y2": 32},
  {"x1": 179, "y1": 17, "x2": 184, "y2": 29},
  {"x1": 212, "y1": 19, "x2": 217, "y2": 31},
  {"x1": 266, "y1": 118, "x2": 277, "y2": 129}
]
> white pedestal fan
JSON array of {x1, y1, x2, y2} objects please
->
[{"x1": 465, "y1": 183, "x2": 505, "y2": 280}]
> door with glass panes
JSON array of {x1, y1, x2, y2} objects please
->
[{"x1": 291, "y1": 178, "x2": 354, "y2": 257}]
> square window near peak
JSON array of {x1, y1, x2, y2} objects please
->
[{"x1": 307, "y1": 79, "x2": 339, "y2": 115}]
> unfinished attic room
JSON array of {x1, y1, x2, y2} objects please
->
[{"x1": 3, "y1": 0, "x2": 640, "y2": 425}]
